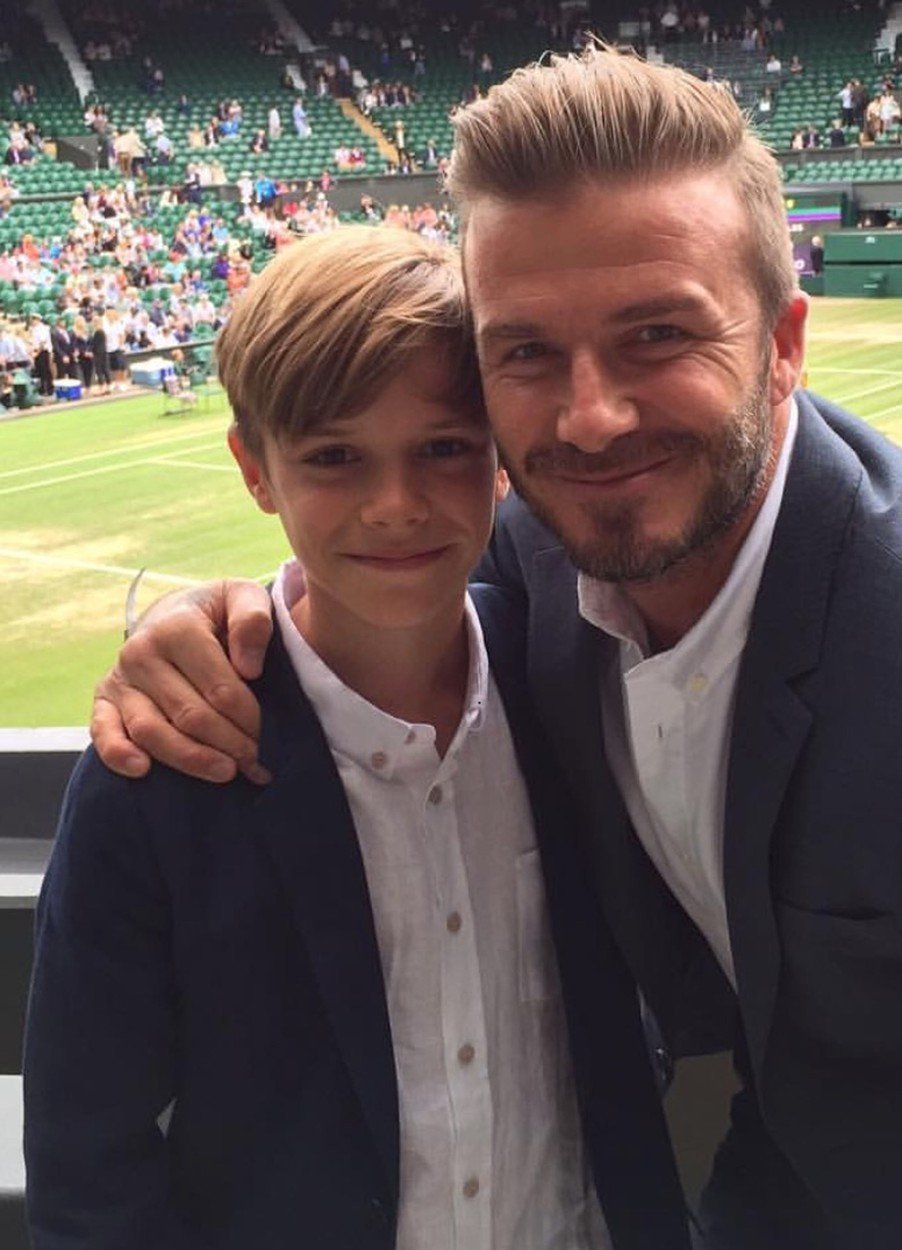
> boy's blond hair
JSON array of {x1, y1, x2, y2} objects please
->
[
  {"x1": 447, "y1": 43, "x2": 796, "y2": 327},
  {"x1": 217, "y1": 226, "x2": 479, "y2": 456}
]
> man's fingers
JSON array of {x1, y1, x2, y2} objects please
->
[
  {"x1": 119, "y1": 618, "x2": 262, "y2": 744},
  {"x1": 90, "y1": 693, "x2": 152, "y2": 779},
  {"x1": 113, "y1": 643, "x2": 263, "y2": 777},
  {"x1": 117, "y1": 685, "x2": 240, "y2": 784},
  {"x1": 220, "y1": 580, "x2": 274, "y2": 680}
]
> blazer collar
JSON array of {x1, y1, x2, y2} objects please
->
[{"x1": 245, "y1": 628, "x2": 399, "y2": 1212}]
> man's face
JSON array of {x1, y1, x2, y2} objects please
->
[
  {"x1": 466, "y1": 172, "x2": 805, "y2": 583},
  {"x1": 229, "y1": 351, "x2": 504, "y2": 634}
]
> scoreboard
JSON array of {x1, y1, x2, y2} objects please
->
[{"x1": 784, "y1": 192, "x2": 848, "y2": 275}]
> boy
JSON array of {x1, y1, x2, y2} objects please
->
[{"x1": 25, "y1": 228, "x2": 686, "y2": 1249}]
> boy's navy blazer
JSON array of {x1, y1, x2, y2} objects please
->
[
  {"x1": 25, "y1": 587, "x2": 690, "y2": 1250},
  {"x1": 474, "y1": 392, "x2": 902, "y2": 1247}
]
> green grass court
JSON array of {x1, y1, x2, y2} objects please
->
[{"x1": 2, "y1": 297, "x2": 901, "y2": 727}]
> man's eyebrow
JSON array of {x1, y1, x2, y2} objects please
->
[
  {"x1": 476, "y1": 321, "x2": 544, "y2": 347},
  {"x1": 610, "y1": 295, "x2": 711, "y2": 322}
]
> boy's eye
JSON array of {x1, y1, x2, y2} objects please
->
[
  {"x1": 423, "y1": 437, "x2": 470, "y2": 458},
  {"x1": 305, "y1": 445, "x2": 356, "y2": 466}
]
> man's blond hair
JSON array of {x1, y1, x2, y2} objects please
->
[
  {"x1": 448, "y1": 44, "x2": 796, "y2": 325},
  {"x1": 217, "y1": 226, "x2": 479, "y2": 456}
]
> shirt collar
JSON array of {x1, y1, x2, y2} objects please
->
[
  {"x1": 578, "y1": 396, "x2": 799, "y2": 679},
  {"x1": 272, "y1": 559, "x2": 488, "y2": 778}
]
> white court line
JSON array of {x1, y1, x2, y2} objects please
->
[
  {"x1": 810, "y1": 366, "x2": 902, "y2": 378},
  {"x1": 867, "y1": 401, "x2": 902, "y2": 422},
  {"x1": 0, "y1": 455, "x2": 193, "y2": 497},
  {"x1": 0, "y1": 545, "x2": 201, "y2": 586},
  {"x1": 0, "y1": 427, "x2": 225, "y2": 481},
  {"x1": 147, "y1": 457, "x2": 233, "y2": 472},
  {"x1": 829, "y1": 377, "x2": 902, "y2": 406}
]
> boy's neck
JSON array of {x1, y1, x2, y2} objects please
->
[{"x1": 290, "y1": 590, "x2": 471, "y2": 758}]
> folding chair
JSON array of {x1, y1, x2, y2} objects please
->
[{"x1": 161, "y1": 374, "x2": 198, "y2": 414}]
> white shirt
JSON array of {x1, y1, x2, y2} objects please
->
[
  {"x1": 578, "y1": 403, "x2": 799, "y2": 986},
  {"x1": 273, "y1": 562, "x2": 608, "y2": 1250}
]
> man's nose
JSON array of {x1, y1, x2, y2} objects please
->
[
  {"x1": 359, "y1": 467, "x2": 429, "y2": 527},
  {"x1": 555, "y1": 349, "x2": 639, "y2": 452}
]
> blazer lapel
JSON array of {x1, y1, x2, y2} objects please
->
[
  {"x1": 247, "y1": 635, "x2": 399, "y2": 1210},
  {"x1": 524, "y1": 548, "x2": 725, "y2": 1046},
  {"x1": 725, "y1": 396, "x2": 862, "y2": 1076}
]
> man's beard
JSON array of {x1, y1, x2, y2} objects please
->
[{"x1": 500, "y1": 372, "x2": 774, "y2": 585}]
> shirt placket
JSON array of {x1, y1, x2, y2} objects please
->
[{"x1": 424, "y1": 762, "x2": 493, "y2": 1250}]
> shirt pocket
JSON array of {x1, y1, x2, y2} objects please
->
[{"x1": 515, "y1": 848, "x2": 559, "y2": 1004}]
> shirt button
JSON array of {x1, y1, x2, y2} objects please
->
[
  {"x1": 687, "y1": 672, "x2": 709, "y2": 695},
  {"x1": 427, "y1": 785, "x2": 442, "y2": 805},
  {"x1": 446, "y1": 911, "x2": 462, "y2": 934},
  {"x1": 457, "y1": 1042, "x2": 475, "y2": 1066},
  {"x1": 462, "y1": 1176, "x2": 480, "y2": 1199},
  {"x1": 370, "y1": 751, "x2": 387, "y2": 770}
]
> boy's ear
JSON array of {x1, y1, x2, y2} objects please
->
[{"x1": 227, "y1": 425, "x2": 277, "y2": 514}]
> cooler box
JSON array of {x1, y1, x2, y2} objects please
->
[
  {"x1": 53, "y1": 378, "x2": 82, "y2": 401},
  {"x1": 130, "y1": 358, "x2": 174, "y2": 387}
]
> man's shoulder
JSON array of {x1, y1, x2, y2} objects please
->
[{"x1": 797, "y1": 390, "x2": 902, "y2": 553}]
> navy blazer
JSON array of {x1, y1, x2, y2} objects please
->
[
  {"x1": 474, "y1": 392, "x2": 902, "y2": 1248},
  {"x1": 25, "y1": 585, "x2": 690, "y2": 1250}
]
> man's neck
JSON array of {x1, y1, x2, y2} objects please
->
[{"x1": 291, "y1": 592, "x2": 471, "y2": 757}]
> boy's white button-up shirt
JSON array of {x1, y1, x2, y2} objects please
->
[{"x1": 273, "y1": 561, "x2": 608, "y2": 1250}]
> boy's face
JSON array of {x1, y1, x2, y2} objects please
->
[{"x1": 229, "y1": 351, "x2": 505, "y2": 633}]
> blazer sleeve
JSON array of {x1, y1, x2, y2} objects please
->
[{"x1": 24, "y1": 751, "x2": 200, "y2": 1249}]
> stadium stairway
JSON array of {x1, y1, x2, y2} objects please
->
[{"x1": 338, "y1": 98, "x2": 398, "y2": 164}]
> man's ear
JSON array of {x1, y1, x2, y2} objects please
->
[
  {"x1": 769, "y1": 293, "x2": 808, "y2": 405},
  {"x1": 227, "y1": 425, "x2": 277, "y2": 514},
  {"x1": 494, "y1": 467, "x2": 511, "y2": 502}
]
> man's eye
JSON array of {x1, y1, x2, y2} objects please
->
[
  {"x1": 424, "y1": 437, "x2": 469, "y2": 458},
  {"x1": 305, "y1": 446, "x2": 355, "y2": 466},
  {"x1": 505, "y1": 342, "x2": 548, "y2": 363},
  {"x1": 635, "y1": 325, "x2": 684, "y2": 344}
]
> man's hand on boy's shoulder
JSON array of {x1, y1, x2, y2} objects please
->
[{"x1": 91, "y1": 579, "x2": 273, "y2": 785}]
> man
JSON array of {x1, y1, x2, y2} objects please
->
[{"x1": 93, "y1": 47, "x2": 902, "y2": 1248}]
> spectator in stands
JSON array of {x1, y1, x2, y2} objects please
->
[
  {"x1": 755, "y1": 85, "x2": 774, "y2": 120},
  {"x1": 878, "y1": 86, "x2": 901, "y2": 137},
  {"x1": 851, "y1": 78, "x2": 870, "y2": 127},
  {"x1": 788, "y1": 54, "x2": 804, "y2": 74},
  {"x1": 801, "y1": 122, "x2": 820, "y2": 148},
  {"x1": 828, "y1": 118, "x2": 847, "y2": 147},
  {"x1": 267, "y1": 105, "x2": 281, "y2": 141},
  {"x1": 838, "y1": 80, "x2": 854, "y2": 126},
  {"x1": 50, "y1": 318, "x2": 73, "y2": 379},
  {"x1": 70, "y1": 314, "x2": 93, "y2": 389},
  {"x1": 28, "y1": 314, "x2": 53, "y2": 397},
  {"x1": 765, "y1": 51, "x2": 782, "y2": 73},
  {"x1": 249, "y1": 129, "x2": 269, "y2": 155},
  {"x1": 810, "y1": 234, "x2": 824, "y2": 275},
  {"x1": 154, "y1": 132, "x2": 174, "y2": 165},
  {"x1": 90, "y1": 311, "x2": 110, "y2": 393},
  {"x1": 292, "y1": 97, "x2": 310, "y2": 138}
]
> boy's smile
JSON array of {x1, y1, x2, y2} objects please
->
[{"x1": 229, "y1": 350, "x2": 504, "y2": 638}]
